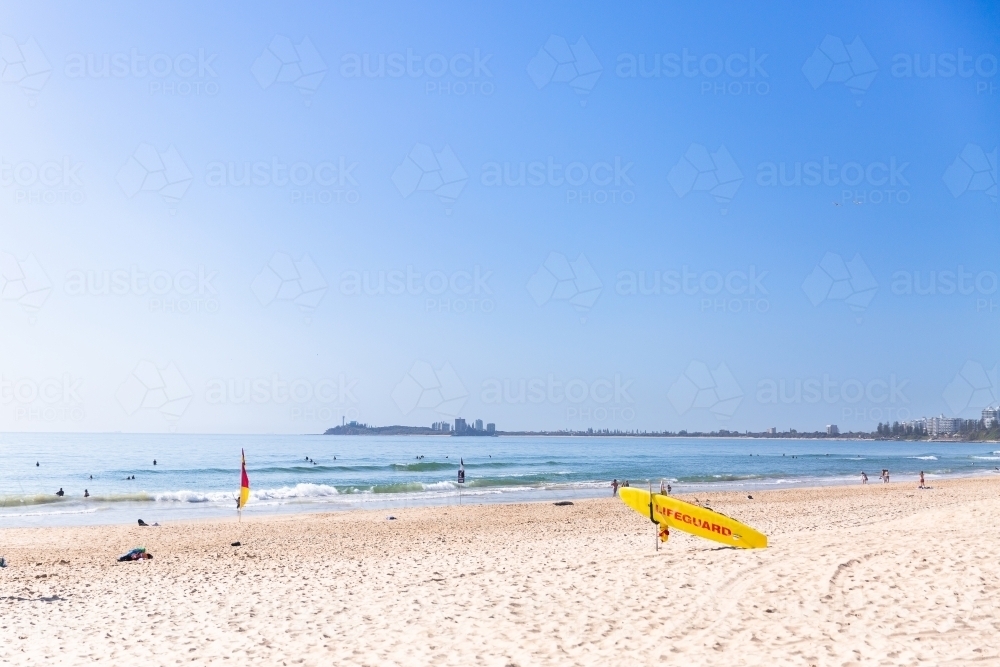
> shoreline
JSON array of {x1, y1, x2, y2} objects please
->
[
  {"x1": 2, "y1": 465, "x2": 998, "y2": 529},
  {"x1": 1, "y1": 476, "x2": 998, "y2": 665}
]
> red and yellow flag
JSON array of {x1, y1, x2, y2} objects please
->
[{"x1": 238, "y1": 449, "x2": 250, "y2": 510}]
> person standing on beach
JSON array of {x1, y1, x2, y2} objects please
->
[
  {"x1": 611, "y1": 479, "x2": 619, "y2": 496},
  {"x1": 919, "y1": 471, "x2": 925, "y2": 488},
  {"x1": 659, "y1": 479, "x2": 667, "y2": 494},
  {"x1": 861, "y1": 471, "x2": 868, "y2": 484}
]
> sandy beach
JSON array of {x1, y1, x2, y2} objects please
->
[{"x1": 1, "y1": 476, "x2": 998, "y2": 666}]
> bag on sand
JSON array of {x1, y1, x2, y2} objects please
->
[{"x1": 117, "y1": 547, "x2": 153, "y2": 562}]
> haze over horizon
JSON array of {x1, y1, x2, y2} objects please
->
[{"x1": 1, "y1": 1, "x2": 997, "y2": 435}]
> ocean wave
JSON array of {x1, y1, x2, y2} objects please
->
[
  {"x1": 155, "y1": 484, "x2": 342, "y2": 503},
  {"x1": 0, "y1": 494, "x2": 69, "y2": 507},
  {"x1": 254, "y1": 483, "x2": 340, "y2": 500},
  {"x1": 254, "y1": 465, "x2": 383, "y2": 474},
  {"x1": 251, "y1": 461, "x2": 526, "y2": 474},
  {"x1": 972, "y1": 456, "x2": 1000, "y2": 461},
  {"x1": 1, "y1": 491, "x2": 157, "y2": 507},
  {"x1": 154, "y1": 489, "x2": 227, "y2": 503},
  {"x1": 390, "y1": 462, "x2": 455, "y2": 472},
  {"x1": 369, "y1": 480, "x2": 457, "y2": 493},
  {"x1": 909, "y1": 456, "x2": 938, "y2": 460}
]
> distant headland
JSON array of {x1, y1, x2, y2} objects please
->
[
  {"x1": 324, "y1": 418, "x2": 1000, "y2": 441},
  {"x1": 324, "y1": 419, "x2": 496, "y2": 437}
]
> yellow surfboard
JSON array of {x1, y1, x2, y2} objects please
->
[{"x1": 619, "y1": 487, "x2": 767, "y2": 549}]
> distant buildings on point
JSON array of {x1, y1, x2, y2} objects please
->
[
  {"x1": 432, "y1": 418, "x2": 496, "y2": 436},
  {"x1": 898, "y1": 407, "x2": 997, "y2": 437}
]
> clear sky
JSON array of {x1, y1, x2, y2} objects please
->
[{"x1": 1, "y1": 0, "x2": 997, "y2": 434}]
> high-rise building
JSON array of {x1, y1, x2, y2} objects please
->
[
  {"x1": 927, "y1": 415, "x2": 960, "y2": 437},
  {"x1": 983, "y1": 406, "x2": 999, "y2": 428},
  {"x1": 454, "y1": 418, "x2": 467, "y2": 433},
  {"x1": 826, "y1": 425, "x2": 839, "y2": 435},
  {"x1": 474, "y1": 419, "x2": 483, "y2": 431},
  {"x1": 766, "y1": 427, "x2": 776, "y2": 434},
  {"x1": 486, "y1": 423, "x2": 495, "y2": 434}
]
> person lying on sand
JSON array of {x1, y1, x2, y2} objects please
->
[{"x1": 117, "y1": 548, "x2": 152, "y2": 562}]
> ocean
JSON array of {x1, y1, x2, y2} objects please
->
[{"x1": 1, "y1": 433, "x2": 998, "y2": 527}]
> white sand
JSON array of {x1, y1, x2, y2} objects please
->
[{"x1": 1, "y1": 476, "x2": 999, "y2": 666}]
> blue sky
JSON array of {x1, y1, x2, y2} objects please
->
[{"x1": 0, "y1": 0, "x2": 997, "y2": 433}]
